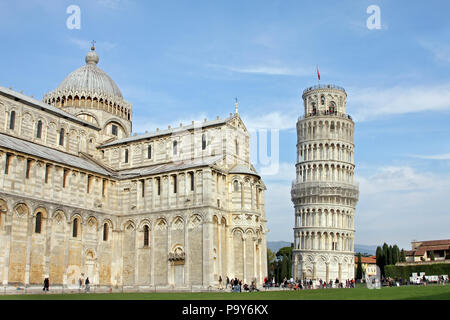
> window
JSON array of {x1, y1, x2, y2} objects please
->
[
  {"x1": 202, "y1": 134, "x2": 206, "y2": 150},
  {"x1": 35, "y1": 212, "x2": 42, "y2": 234},
  {"x1": 63, "y1": 169, "x2": 69, "y2": 188},
  {"x1": 59, "y1": 128, "x2": 65, "y2": 146},
  {"x1": 36, "y1": 120, "x2": 42, "y2": 139},
  {"x1": 111, "y1": 124, "x2": 118, "y2": 136},
  {"x1": 172, "y1": 175, "x2": 177, "y2": 193},
  {"x1": 329, "y1": 101, "x2": 336, "y2": 113},
  {"x1": 321, "y1": 95, "x2": 325, "y2": 105},
  {"x1": 72, "y1": 218, "x2": 79, "y2": 238},
  {"x1": 156, "y1": 177, "x2": 161, "y2": 195},
  {"x1": 173, "y1": 140, "x2": 177, "y2": 155},
  {"x1": 45, "y1": 164, "x2": 50, "y2": 183},
  {"x1": 103, "y1": 223, "x2": 108, "y2": 241},
  {"x1": 189, "y1": 172, "x2": 194, "y2": 191},
  {"x1": 87, "y1": 175, "x2": 92, "y2": 193},
  {"x1": 143, "y1": 225, "x2": 149, "y2": 247},
  {"x1": 233, "y1": 180, "x2": 239, "y2": 192},
  {"x1": 26, "y1": 159, "x2": 32, "y2": 179},
  {"x1": 235, "y1": 139, "x2": 239, "y2": 156},
  {"x1": 256, "y1": 188, "x2": 260, "y2": 209},
  {"x1": 9, "y1": 111, "x2": 15, "y2": 130},
  {"x1": 141, "y1": 179, "x2": 145, "y2": 197},
  {"x1": 124, "y1": 149, "x2": 129, "y2": 163},
  {"x1": 147, "y1": 145, "x2": 152, "y2": 159},
  {"x1": 4, "y1": 154, "x2": 11, "y2": 174},
  {"x1": 241, "y1": 182, "x2": 244, "y2": 208}
]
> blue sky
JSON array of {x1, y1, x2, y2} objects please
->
[{"x1": 1, "y1": 0, "x2": 449, "y2": 249}]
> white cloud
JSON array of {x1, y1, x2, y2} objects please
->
[
  {"x1": 419, "y1": 40, "x2": 450, "y2": 63},
  {"x1": 264, "y1": 182, "x2": 295, "y2": 243},
  {"x1": 355, "y1": 165, "x2": 450, "y2": 248},
  {"x1": 263, "y1": 164, "x2": 450, "y2": 248},
  {"x1": 131, "y1": 112, "x2": 209, "y2": 135},
  {"x1": 409, "y1": 153, "x2": 450, "y2": 160},
  {"x1": 260, "y1": 162, "x2": 296, "y2": 183},
  {"x1": 207, "y1": 63, "x2": 310, "y2": 77},
  {"x1": 348, "y1": 84, "x2": 450, "y2": 121},
  {"x1": 243, "y1": 111, "x2": 298, "y2": 131},
  {"x1": 357, "y1": 166, "x2": 437, "y2": 194}
]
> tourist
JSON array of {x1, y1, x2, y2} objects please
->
[
  {"x1": 226, "y1": 276, "x2": 230, "y2": 289},
  {"x1": 85, "y1": 277, "x2": 90, "y2": 293},
  {"x1": 218, "y1": 275, "x2": 223, "y2": 289},
  {"x1": 43, "y1": 277, "x2": 49, "y2": 292}
]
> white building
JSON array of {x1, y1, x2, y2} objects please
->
[
  {"x1": 291, "y1": 84, "x2": 359, "y2": 282},
  {"x1": 0, "y1": 46, "x2": 267, "y2": 289}
]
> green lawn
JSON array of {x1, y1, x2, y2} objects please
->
[{"x1": 1, "y1": 285, "x2": 450, "y2": 300}]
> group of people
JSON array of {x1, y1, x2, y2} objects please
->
[
  {"x1": 78, "y1": 277, "x2": 91, "y2": 292},
  {"x1": 263, "y1": 277, "x2": 356, "y2": 290},
  {"x1": 386, "y1": 275, "x2": 449, "y2": 287},
  {"x1": 218, "y1": 276, "x2": 259, "y2": 292},
  {"x1": 41, "y1": 276, "x2": 91, "y2": 293}
]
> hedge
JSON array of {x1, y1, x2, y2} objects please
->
[{"x1": 385, "y1": 263, "x2": 450, "y2": 280}]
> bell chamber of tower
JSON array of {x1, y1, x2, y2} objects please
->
[{"x1": 291, "y1": 84, "x2": 359, "y2": 284}]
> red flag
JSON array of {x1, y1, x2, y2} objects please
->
[{"x1": 317, "y1": 65, "x2": 320, "y2": 81}]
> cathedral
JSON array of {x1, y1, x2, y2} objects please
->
[{"x1": 0, "y1": 45, "x2": 267, "y2": 289}]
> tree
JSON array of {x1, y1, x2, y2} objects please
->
[
  {"x1": 277, "y1": 246, "x2": 293, "y2": 259},
  {"x1": 388, "y1": 245, "x2": 393, "y2": 265},
  {"x1": 276, "y1": 246, "x2": 293, "y2": 281},
  {"x1": 430, "y1": 251, "x2": 435, "y2": 261},
  {"x1": 275, "y1": 259, "x2": 282, "y2": 283},
  {"x1": 376, "y1": 246, "x2": 385, "y2": 277},
  {"x1": 281, "y1": 254, "x2": 288, "y2": 280},
  {"x1": 267, "y1": 249, "x2": 276, "y2": 278},
  {"x1": 400, "y1": 249, "x2": 406, "y2": 262},
  {"x1": 287, "y1": 255, "x2": 292, "y2": 279},
  {"x1": 392, "y1": 245, "x2": 399, "y2": 265},
  {"x1": 356, "y1": 253, "x2": 363, "y2": 280}
]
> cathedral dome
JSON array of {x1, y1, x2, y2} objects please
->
[
  {"x1": 43, "y1": 45, "x2": 132, "y2": 125},
  {"x1": 54, "y1": 46, "x2": 123, "y2": 99}
]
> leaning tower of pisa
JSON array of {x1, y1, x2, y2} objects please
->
[{"x1": 291, "y1": 84, "x2": 359, "y2": 283}]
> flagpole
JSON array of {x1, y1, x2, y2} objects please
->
[{"x1": 317, "y1": 65, "x2": 320, "y2": 87}]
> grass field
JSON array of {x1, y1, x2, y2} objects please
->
[{"x1": 1, "y1": 285, "x2": 449, "y2": 300}]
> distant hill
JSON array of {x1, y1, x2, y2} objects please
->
[
  {"x1": 268, "y1": 241, "x2": 377, "y2": 256},
  {"x1": 268, "y1": 241, "x2": 292, "y2": 253},
  {"x1": 354, "y1": 244, "x2": 377, "y2": 256}
]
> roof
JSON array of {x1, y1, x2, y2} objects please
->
[
  {"x1": 0, "y1": 133, "x2": 112, "y2": 176},
  {"x1": 118, "y1": 155, "x2": 224, "y2": 178},
  {"x1": 0, "y1": 86, "x2": 100, "y2": 130},
  {"x1": 51, "y1": 47, "x2": 123, "y2": 99},
  {"x1": 413, "y1": 239, "x2": 450, "y2": 247},
  {"x1": 405, "y1": 250, "x2": 415, "y2": 256},
  {"x1": 355, "y1": 256, "x2": 376, "y2": 264},
  {"x1": 414, "y1": 245, "x2": 450, "y2": 256},
  {"x1": 100, "y1": 117, "x2": 233, "y2": 148},
  {"x1": 229, "y1": 163, "x2": 260, "y2": 177},
  {"x1": 0, "y1": 132, "x2": 230, "y2": 179}
]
